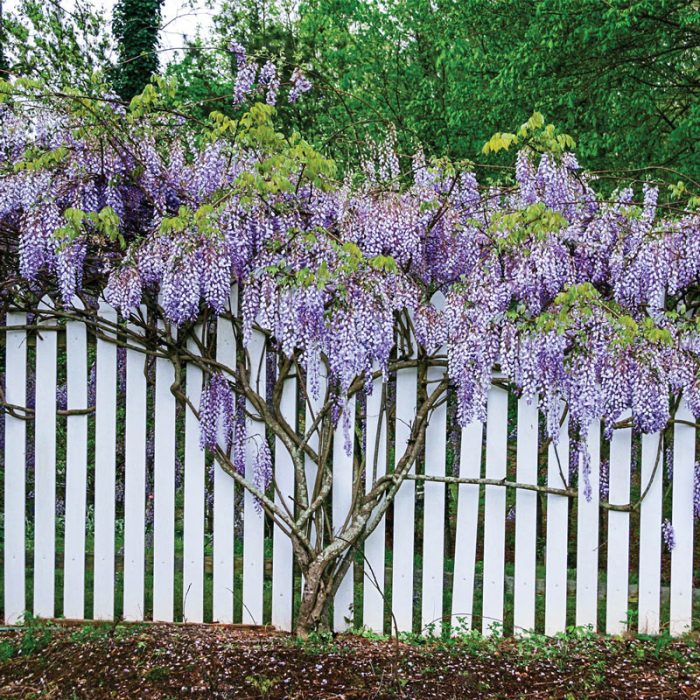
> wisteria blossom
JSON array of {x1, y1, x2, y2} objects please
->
[
  {"x1": 288, "y1": 67, "x2": 312, "y2": 103},
  {"x1": 662, "y1": 519, "x2": 676, "y2": 552},
  {"x1": 226, "y1": 43, "x2": 308, "y2": 106}
]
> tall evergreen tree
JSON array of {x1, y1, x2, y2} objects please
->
[
  {"x1": 0, "y1": 0, "x2": 8, "y2": 75},
  {"x1": 112, "y1": 0, "x2": 164, "y2": 101}
]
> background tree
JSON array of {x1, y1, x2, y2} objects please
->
[
  {"x1": 1, "y1": 0, "x2": 111, "y2": 88},
  {"x1": 5, "y1": 0, "x2": 697, "y2": 181},
  {"x1": 294, "y1": 0, "x2": 700, "y2": 182},
  {"x1": 112, "y1": 0, "x2": 165, "y2": 101},
  {"x1": 0, "y1": 0, "x2": 8, "y2": 75},
  {"x1": 182, "y1": 0, "x2": 697, "y2": 183}
]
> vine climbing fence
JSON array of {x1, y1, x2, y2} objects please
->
[{"x1": 1, "y1": 296, "x2": 698, "y2": 637}]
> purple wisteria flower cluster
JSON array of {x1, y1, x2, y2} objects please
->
[
  {"x1": 662, "y1": 519, "x2": 676, "y2": 552},
  {"x1": 199, "y1": 372, "x2": 237, "y2": 452},
  {"x1": 227, "y1": 40, "x2": 310, "y2": 107},
  {"x1": 3, "y1": 88, "x2": 700, "y2": 484}
]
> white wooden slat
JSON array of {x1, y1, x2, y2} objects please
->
[
  {"x1": 152, "y1": 316, "x2": 176, "y2": 622},
  {"x1": 123, "y1": 312, "x2": 148, "y2": 621},
  {"x1": 575, "y1": 420, "x2": 601, "y2": 630},
  {"x1": 544, "y1": 407, "x2": 570, "y2": 636},
  {"x1": 420, "y1": 294, "x2": 448, "y2": 636},
  {"x1": 606, "y1": 413, "x2": 632, "y2": 634},
  {"x1": 93, "y1": 301, "x2": 117, "y2": 620},
  {"x1": 392, "y1": 367, "x2": 417, "y2": 633},
  {"x1": 272, "y1": 370, "x2": 296, "y2": 632},
  {"x1": 421, "y1": 367, "x2": 447, "y2": 636},
  {"x1": 670, "y1": 401, "x2": 695, "y2": 636},
  {"x1": 33, "y1": 300, "x2": 57, "y2": 618},
  {"x1": 212, "y1": 305, "x2": 236, "y2": 624},
  {"x1": 481, "y1": 383, "x2": 508, "y2": 636},
  {"x1": 242, "y1": 328, "x2": 266, "y2": 625},
  {"x1": 363, "y1": 377, "x2": 387, "y2": 633},
  {"x1": 638, "y1": 432, "x2": 663, "y2": 635},
  {"x1": 63, "y1": 306, "x2": 88, "y2": 620},
  {"x1": 332, "y1": 396, "x2": 356, "y2": 632},
  {"x1": 513, "y1": 397, "x2": 538, "y2": 635},
  {"x1": 4, "y1": 312, "x2": 27, "y2": 624},
  {"x1": 212, "y1": 465, "x2": 235, "y2": 622},
  {"x1": 183, "y1": 328, "x2": 205, "y2": 622},
  {"x1": 451, "y1": 419, "x2": 483, "y2": 633}
]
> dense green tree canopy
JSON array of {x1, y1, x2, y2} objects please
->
[
  {"x1": 293, "y1": 0, "x2": 700, "y2": 180},
  {"x1": 0, "y1": 0, "x2": 8, "y2": 74},
  {"x1": 2, "y1": 0, "x2": 698, "y2": 182}
]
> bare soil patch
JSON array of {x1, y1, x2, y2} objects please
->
[{"x1": 0, "y1": 620, "x2": 699, "y2": 698}]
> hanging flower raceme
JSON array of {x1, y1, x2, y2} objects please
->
[
  {"x1": 662, "y1": 519, "x2": 676, "y2": 552},
  {"x1": 288, "y1": 68, "x2": 312, "y2": 103},
  {"x1": 199, "y1": 372, "x2": 236, "y2": 452},
  {"x1": 253, "y1": 438, "x2": 273, "y2": 512},
  {"x1": 104, "y1": 264, "x2": 142, "y2": 314},
  {"x1": 258, "y1": 61, "x2": 280, "y2": 106}
]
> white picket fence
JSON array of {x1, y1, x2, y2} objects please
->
[{"x1": 1, "y1": 302, "x2": 698, "y2": 636}]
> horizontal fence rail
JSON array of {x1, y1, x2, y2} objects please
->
[{"x1": 1, "y1": 304, "x2": 698, "y2": 636}]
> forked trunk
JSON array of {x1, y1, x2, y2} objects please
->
[{"x1": 295, "y1": 559, "x2": 333, "y2": 637}]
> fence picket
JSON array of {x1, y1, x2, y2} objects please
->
[
  {"x1": 392, "y1": 367, "x2": 418, "y2": 633},
  {"x1": 92, "y1": 301, "x2": 117, "y2": 620},
  {"x1": 4, "y1": 312, "x2": 26, "y2": 624},
  {"x1": 33, "y1": 300, "x2": 58, "y2": 618},
  {"x1": 670, "y1": 402, "x2": 695, "y2": 636},
  {"x1": 242, "y1": 328, "x2": 266, "y2": 625},
  {"x1": 183, "y1": 328, "x2": 205, "y2": 623},
  {"x1": 482, "y1": 383, "x2": 508, "y2": 636},
  {"x1": 606, "y1": 413, "x2": 632, "y2": 634},
  {"x1": 544, "y1": 407, "x2": 569, "y2": 636},
  {"x1": 333, "y1": 396, "x2": 356, "y2": 632},
  {"x1": 421, "y1": 368, "x2": 448, "y2": 635},
  {"x1": 213, "y1": 305, "x2": 236, "y2": 623},
  {"x1": 63, "y1": 306, "x2": 88, "y2": 620},
  {"x1": 575, "y1": 420, "x2": 601, "y2": 629},
  {"x1": 272, "y1": 371, "x2": 296, "y2": 632},
  {"x1": 451, "y1": 419, "x2": 483, "y2": 633},
  {"x1": 638, "y1": 432, "x2": 663, "y2": 634},
  {"x1": 123, "y1": 312, "x2": 148, "y2": 621},
  {"x1": 153, "y1": 316, "x2": 176, "y2": 622},
  {"x1": 514, "y1": 397, "x2": 538, "y2": 635},
  {"x1": 363, "y1": 376, "x2": 388, "y2": 632}
]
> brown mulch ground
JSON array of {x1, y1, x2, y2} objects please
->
[{"x1": 0, "y1": 621, "x2": 699, "y2": 699}]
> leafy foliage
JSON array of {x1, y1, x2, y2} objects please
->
[
  {"x1": 295, "y1": 0, "x2": 699, "y2": 181},
  {"x1": 0, "y1": 0, "x2": 9, "y2": 75},
  {"x1": 4, "y1": 0, "x2": 698, "y2": 182}
]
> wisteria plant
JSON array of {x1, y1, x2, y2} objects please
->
[{"x1": 2, "y1": 63, "x2": 700, "y2": 633}]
